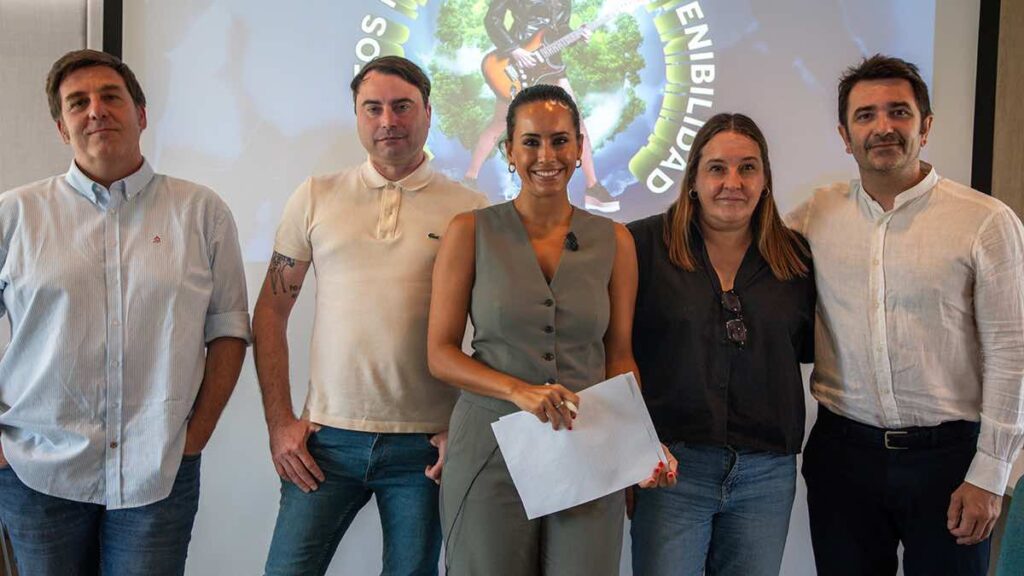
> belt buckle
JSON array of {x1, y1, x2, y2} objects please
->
[{"x1": 884, "y1": 430, "x2": 909, "y2": 450}]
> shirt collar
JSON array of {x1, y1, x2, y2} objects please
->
[
  {"x1": 358, "y1": 157, "x2": 434, "y2": 191},
  {"x1": 65, "y1": 159, "x2": 155, "y2": 207},
  {"x1": 855, "y1": 163, "x2": 939, "y2": 216},
  {"x1": 689, "y1": 220, "x2": 767, "y2": 293}
]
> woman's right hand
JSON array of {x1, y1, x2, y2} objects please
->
[
  {"x1": 510, "y1": 382, "x2": 579, "y2": 431},
  {"x1": 638, "y1": 443, "x2": 678, "y2": 488}
]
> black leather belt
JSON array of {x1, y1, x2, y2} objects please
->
[{"x1": 816, "y1": 407, "x2": 979, "y2": 450}]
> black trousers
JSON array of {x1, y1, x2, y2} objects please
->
[{"x1": 802, "y1": 407, "x2": 990, "y2": 576}]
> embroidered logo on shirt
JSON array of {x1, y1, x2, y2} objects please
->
[{"x1": 152, "y1": 235, "x2": 162, "y2": 244}]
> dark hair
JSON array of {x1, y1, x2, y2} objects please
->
[
  {"x1": 46, "y1": 49, "x2": 146, "y2": 121},
  {"x1": 350, "y1": 56, "x2": 431, "y2": 106},
  {"x1": 664, "y1": 113, "x2": 808, "y2": 281},
  {"x1": 837, "y1": 54, "x2": 932, "y2": 131},
  {"x1": 505, "y1": 84, "x2": 582, "y2": 143}
]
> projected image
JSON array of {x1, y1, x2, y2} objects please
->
[
  {"x1": 128, "y1": 0, "x2": 935, "y2": 260},
  {"x1": 390, "y1": 0, "x2": 692, "y2": 219},
  {"x1": 432, "y1": 0, "x2": 648, "y2": 215},
  {"x1": 352, "y1": 0, "x2": 938, "y2": 223}
]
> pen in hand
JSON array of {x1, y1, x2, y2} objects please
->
[{"x1": 545, "y1": 382, "x2": 578, "y2": 416}]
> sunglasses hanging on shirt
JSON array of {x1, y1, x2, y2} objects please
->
[{"x1": 721, "y1": 290, "x2": 748, "y2": 348}]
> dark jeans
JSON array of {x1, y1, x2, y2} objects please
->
[
  {"x1": 0, "y1": 454, "x2": 201, "y2": 576},
  {"x1": 803, "y1": 408, "x2": 989, "y2": 576},
  {"x1": 264, "y1": 427, "x2": 441, "y2": 576}
]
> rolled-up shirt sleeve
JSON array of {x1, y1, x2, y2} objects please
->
[
  {"x1": 966, "y1": 207, "x2": 1024, "y2": 494},
  {"x1": 204, "y1": 200, "x2": 252, "y2": 344}
]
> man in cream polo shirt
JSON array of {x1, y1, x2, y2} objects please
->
[{"x1": 253, "y1": 56, "x2": 486, "y2": 575}]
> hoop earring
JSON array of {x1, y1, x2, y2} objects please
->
[
  {"x1": 762, "y1": 187, "x2": 771, "y2": 198},
  {"x1": 688, "y1": 189, "x2": 698, "y2": 200},
  {"x1": 508, "y1": 163, "x2": 516, "y2": 174},
  {"x1": 575, "y1": 159, "x2": 582, "y2": 168}
]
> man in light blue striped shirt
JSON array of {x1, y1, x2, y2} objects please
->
[{"x1": 0, "y1": 50, "x2": 251, "y2": 576}]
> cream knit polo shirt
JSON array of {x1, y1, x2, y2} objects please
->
[{"x1": 274, "y1": 159, "x2": 487, "y2": 432}]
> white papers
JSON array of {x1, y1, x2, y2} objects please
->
[{"x1": 491, "y1": 372, "x2": 664, "y2": 519}]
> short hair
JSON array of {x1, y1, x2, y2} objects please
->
[
  {"x1": 350, "y1": 56, "x2": 431, "y2": 106},
  {"x1": 837, "y1": 54, "x2": 932, "y2": 131},
  {"x1": 504, "y1": 84, "x2": 582, "y2": 143},
  {"x1": 665, "y1": 112, "x2": 809, "y2": 281},
  {"x1": 46, "y1": 49, "x2": 146, "y2": 121}
]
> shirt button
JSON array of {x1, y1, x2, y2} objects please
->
[
  {"x1": 109, "y1": 441, "x2": 118, "y2": 449},
  {"x1": 873, "y1": 259, "x2": 880, "y2": 265},
  {"x1": 112, "y1": 319, "x2": 121, "y2": 326},
  {"x1": 543, "y1": 352, "x2": 554, "y2": 361},
  {"x1": 543, "y1": 325, "x2": 554, "y2": 334},
  {"x1": 543, "y1": 298, "x2": 554, "y2": 307},
  {"x1": 111, "y1": 360, "x2": 120, "y2": 367}
]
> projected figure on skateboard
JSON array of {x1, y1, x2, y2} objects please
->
[{"x1": 465, "y1": 0, "x2": 620, "y2": 213}]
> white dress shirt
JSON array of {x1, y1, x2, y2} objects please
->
[
  {"x1": 788, "y1": 166, "x2": 1024, "y2": 494},
  {"x1": 0, "y1": 160, "x2": 251, "y2": 509}
]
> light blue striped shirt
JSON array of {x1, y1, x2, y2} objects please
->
[{"x1": 0, "y1": 160, "x2": 251, "y2": 509}]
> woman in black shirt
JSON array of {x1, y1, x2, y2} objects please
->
[{"x1": 628, "y1": 113, "x2": 814, "y2": 576}]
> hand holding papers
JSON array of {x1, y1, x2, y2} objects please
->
[{"x1": 491, "y1": 372, "x2": 665, "y2": 519}]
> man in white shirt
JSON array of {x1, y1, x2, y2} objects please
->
[
  {"x1": 0, "y1": 49, "x2": 250, "y2": 576},
  {"x1": 789, "y1": 54, "x2": 1024, "y2": 576},
  {"x1": 254, "y1": 56, "x2": 486, "y2": 575}
]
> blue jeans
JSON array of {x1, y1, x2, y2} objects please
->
[
  {"x1": 264, "y1": 427, "x2": 441, "y2": 576},
  {"x1": 630, "y1": 443, "x2": 796, "y2": 576},
  {"x1": 0, "y1": 453, "x2": 201, "y2": 576}
]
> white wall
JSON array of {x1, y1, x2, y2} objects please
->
[{"x1": 0, "y1": 0, "x2": 92, "y2": 193}]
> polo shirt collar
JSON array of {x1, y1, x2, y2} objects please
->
[
  {"x1": 359, "y1": 157, "x2": 434, "y2": 191},
  {"x1": 65, "y1": 158, "x2": 155, "y2": 207}
]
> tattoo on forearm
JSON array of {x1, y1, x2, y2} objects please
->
[{"x1": 269, "y1": 252, "x2": 299, "y2": 298}]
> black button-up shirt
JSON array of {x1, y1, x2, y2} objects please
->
[{"x1": 629, "y1": 213, "x2": 816, "y2": 454}]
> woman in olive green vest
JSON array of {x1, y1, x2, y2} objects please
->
[{"x1": 427, "y1": 84, "x2": 676, "y2": 575}]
